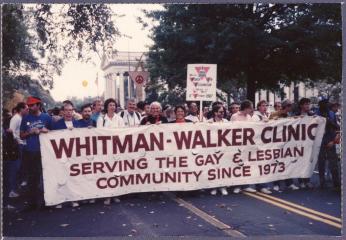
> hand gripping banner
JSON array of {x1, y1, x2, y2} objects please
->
[{"x1": 40, "y1": 116, "x2": 325, "y2": 205}]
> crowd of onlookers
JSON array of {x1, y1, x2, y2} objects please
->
[{"x1": 2, "y1": 96, "x2": 341, "y2": 211}]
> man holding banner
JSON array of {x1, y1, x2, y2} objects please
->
[
  {"x1": 120, "y1": 98, "x2": 142, "y2": 127},
  {"x1": 230, "y1": 100, "x2": 271, "y2": 194},
  {"x1": 20, "y1": 97, "x2": 51, "y2": 211},
  {"x1": 51, "y1": 100, "x2": 81, "y2": 208},
  {"x1": 270, "y1": 100, "x2": 300, "y2": 192},
  {"x1": 185, "y1": 102, "x2": 206, "y2": 122}
]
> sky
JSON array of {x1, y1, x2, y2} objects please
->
[{"x1": 50, "y1": 4, "x2": 164, "y2": 101}]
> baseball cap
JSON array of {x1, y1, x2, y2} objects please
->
[{"x1": 27, "y1": 96, "x2": 41, "y2": 105}]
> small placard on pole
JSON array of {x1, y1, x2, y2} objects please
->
[
  {"x1": 186, "y1": 64, "x2": 217, "y2": 122},
  {"x1": 186, "y1": 64, "x2": 217, "y2": 102}
]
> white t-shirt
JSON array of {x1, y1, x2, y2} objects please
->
[
  {"x1": 65, "y1": 121, "x2": 74, "y2": 129},
  {"x1": 97, "y1": 113, "x2": 125, "y2": 128},
  {"x1": 207, "y1": 118, "x2": 229, "y2": 123},
  {"x1": 253, "y1": 111, "x2": 269, "y2": 121},
  {"x1": 121, "y1": 110, "x2": 141, "y2": 127},
  {"x1": 230, "y1": 112, "x2": 252, "y2": 122},
  {"x1": 9, "y1": 113, "x2": 26, "y2": 145}
]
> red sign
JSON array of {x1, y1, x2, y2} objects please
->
[
  {"x1": 135, "y1": 75, "x2": 144, "y2": 85},
  {"x1": 129, "y1": 71, "x2": 148, "y2": 86}
]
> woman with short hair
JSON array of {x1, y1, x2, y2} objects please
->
[
  {"x1": 140, "y1": 101, "x2": 168, "y2": 125},
  {"x1": 208, "y1": 105, "x2": 229, "y2": 196},
  {"x1": 169, "y1": 105, "x2": 192, "y2": 123},
  {"x1": 96, "y1": 98, "x2": 124, "y2": 205},
  {"x1": 97, "y1": 98, "x2": 125, "y2": 128}
]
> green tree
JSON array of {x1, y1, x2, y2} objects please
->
[
  {"x1": 2, "y1": 5, "x2": 38, "y2": 101},
  {"x1": 2, "y1": 4, "x2": 119, "y2": 102},
  {"x1": 144, "y1": 4, "x2": 341, "y2": 103}
]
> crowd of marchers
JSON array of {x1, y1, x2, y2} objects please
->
[{"x1": 2, "y1": 96, "x2": 341, "y2": 211}]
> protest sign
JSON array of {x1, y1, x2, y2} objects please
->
[
  {"x1": 186, "y1": 64, "x2": 217, "y2": 101},
  {"x1": 40, "y1": 116, "x2": 325, "y2": 206},
  {"x1": 128, "y1": 71, "x2": 148, "y2": 86}
]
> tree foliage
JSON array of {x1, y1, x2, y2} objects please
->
[
  {"x1": 2, "y1": 5, "x2": 37, "y2": 101},
  {"x1": 2, "y1": 5, "x2": 37, "y2": 70},
  {"x1": 144, "y1": 4, "x2": 341, "y2": 103},
  {"x1": 34, "y1": 4, "x2": 118, "y2": 63},
  {"x1": 315, "y1": 81, "x2": 341, "y2": 103},
  {"x1": 2, "y1": 4, "x2": 119, "y2": 103}
]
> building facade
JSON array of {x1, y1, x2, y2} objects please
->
[
  {"x1": 101, "y1": 50, "x2": 147, "y2": 108},
  {"x1": 255, "y1": 82, "x2": 319, "y2": 107}
]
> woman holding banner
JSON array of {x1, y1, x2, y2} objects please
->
[
  {"x1": 140, "y1": 101, "x2": 168, "y2": 125},
  {"x1": 97, "y1": 98, "x2": 125, "y2": 129},
  {"x1": 208, "y1": 105, "x2": 229, "y2": 196},
  {"x1": 169, "y1": 105, "x2": 192, "y2": 123},
  {"x1": 96, "y1": 98, "x2": 125, "y2": 205}
]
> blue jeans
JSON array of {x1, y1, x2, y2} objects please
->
[
  {"x1": 25, "y1": 151, "x2": 44, "y2": 206},
  {"x1": 17, "y1": 144, "x2": 27, "y2": 183},
  {"x1": 243, "y1": 184, "x2": 268, "y2": 189},
  {"x1": 318, "y1": 147, "x2": 340, "y2": 188},
  {"x1": 3, "y1": 159, "x2": 20, "y2": 205},
  {"x1": 273, "y1": 179, "x2": 293, "y2": 187},
  {"x1": 256, "y1": 183, "x2": 269, "y2": 189}
]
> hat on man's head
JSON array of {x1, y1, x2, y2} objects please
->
[
  {"x1": 163, "y1": 105, "x2": 171, "y2": 111},
  {"x1": 281, "y1": 99, "x2": 292, "y2": 109},
  {"x1": 27, "y1": 96, "x2": 41, "y2": 105}
]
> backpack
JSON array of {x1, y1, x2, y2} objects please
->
[
  {"x1": 120, "y1": 111, "x2": 141, "y2": 121},
  {"x1": 102, "y1": 115, "x2": 106, "y2": 127}
]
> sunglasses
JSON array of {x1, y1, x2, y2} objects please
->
[{"x1": 28, "y1": 103, "x2": 36, "y2": 107}]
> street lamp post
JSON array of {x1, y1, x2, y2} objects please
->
[{"x1": 124, "y1": 34, "x2": 133, "y2": 100}]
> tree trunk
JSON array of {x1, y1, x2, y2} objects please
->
[
  {"x1": 227, "y1": 92, "x2": 231, "y2": 106},
  {"x1": 246, "y1": 77, "x2": 256, "y2": 104}
]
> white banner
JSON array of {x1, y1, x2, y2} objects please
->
[
  {"x1": 40, "y1": 116, "x2": 325, "y2": 205},
  {"x1": 186, "y1": 64, "x2": 217, "y2": 101}
]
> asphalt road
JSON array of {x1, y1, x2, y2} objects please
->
[{"x1": 3, "y1": 174, "x2": 341, "y2": 238}]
